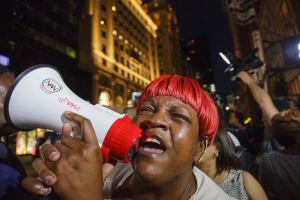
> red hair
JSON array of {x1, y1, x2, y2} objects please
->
[{"x1": 136, "y1": 74, "x2": 219, "y2": 144}]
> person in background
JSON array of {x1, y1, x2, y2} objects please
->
[
  {"x1": 236, "y1": 71, "x2": 278, "y2": 127},
  {"x1": 0, "y1": 70, "x2": 46, "y2": 199},
  {"x1": 260, "y1": 109, "x2": 300, "y2": 200},
  {"x1": 236, "y1": 71, "x2": 300, "y2": 199},
  {"x1": 236, "y1": 71, "x2": 284, "y2": 154},
  {"x1": 23, "y1": 74, "x2": 237, "y2": 200},
  {"x1": 224, "y1": 110, "x2": 250, "y2": 151},
  {"x1": 197, "y1": 118, "x2": 267, "y2": 200}
]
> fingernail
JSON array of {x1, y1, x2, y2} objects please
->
[
  {"x1": 46, "y1": 175, "x2": 55, "y2": 185},
  {"x1": 41, "y1": 187, "x2": 52, "y2": 196},
  {"x1": 34, "y1": 184, "x2": 47, "y2": 195},
  {"x1": 49, "y1": 151, "x2": 59, "y2": 161},
  {"x1": 33, "y1": 184, "x2": 42, "y2": 190}
]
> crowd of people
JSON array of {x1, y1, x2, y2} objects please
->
[{"x1": 0, "y1": 67, "x2": 299, "y2": 200}]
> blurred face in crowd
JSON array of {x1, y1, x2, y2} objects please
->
[
  {"x1": 132, "y1": 96, "x2": 202, "y2": 185},
  {"x1": 0, "y1": 73, "x2": 14, "y2": 126}
]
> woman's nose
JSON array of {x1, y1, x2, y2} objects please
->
[{"x1": 139, "y1": 111, "x2": 169, "y2": 131}]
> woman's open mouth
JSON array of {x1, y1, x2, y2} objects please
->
[{"x1": 138, "y1": 135, "x2": 166, "y2": 156}]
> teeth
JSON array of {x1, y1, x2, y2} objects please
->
[{"x1": 145, "y1": 137, "x2": 161, "y2": 145}]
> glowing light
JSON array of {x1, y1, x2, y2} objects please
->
[
  {"x1": 225, "y1": 106, "x2": 230, "y2": 110},
  {"x1": 100, "y1": 20, "x2": 105, "y2": 25},
  {"x1": 112, "y1": 6, "x2": 116, "y2": 12},
  {"x1": 0, "y1": 54, "x2": 10, "y2": 66},
  {"x1": 219, "y1": 52, "x2": 231, "y2": 65},
  {"x1": 99, "y1": 91, "x2": 110, "y2": 106},
  {"x1": 244, "y1": 117, "x2": 252, "y2": 125},
  {"x1": 118, "y1": 35, "x2": 123, "y2": 40},
  {"x1": 125, "y1": 40, "x2": 128, "y2": 44},
  {"x1": 113, "y1": 30, "x2": 117, "y2": 36},
  {"x1": 298, "y1": 43, "x2": 300, "y2": 58}
]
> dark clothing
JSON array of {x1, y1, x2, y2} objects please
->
[{"x1": 0, "y1": 142, "x2": 50, "y2": 200}]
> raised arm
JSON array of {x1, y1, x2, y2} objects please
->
[{"x1": 236, "y1": 71, "x2": 278, "y2": 126}]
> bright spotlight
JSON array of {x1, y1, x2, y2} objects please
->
[{"x1": 219, "y1": 52, "x2": 231, "y2": 65}]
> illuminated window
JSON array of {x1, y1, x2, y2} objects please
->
[
  {"x1": 16, "y1": 129, "x2": 46, "y2": 155},
  {"x1": 99, "y1": 91, "x2": 111, "y2": 106},
  {"x1": 115, "y1": 95, "x2": 124, "y2": 113}
]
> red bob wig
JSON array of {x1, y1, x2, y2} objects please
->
[{"x1": 136, "y1": 74, "x2": 219, "y2": 144}]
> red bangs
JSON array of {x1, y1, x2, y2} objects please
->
[{"x1": 136, "y1": 74, "x2": 219, "y2": 144}]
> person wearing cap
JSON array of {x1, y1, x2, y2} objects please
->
[{"x1": 22, "y1": 74, "x2": 236, "y2": 199}]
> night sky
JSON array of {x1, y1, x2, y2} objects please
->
[{"x1": 169, "y1": 0, "x2": 235, "y2": 95}]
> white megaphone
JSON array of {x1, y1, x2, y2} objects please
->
[{"x1": 4, "y1": 64, "x2": 142, "y2": 162}]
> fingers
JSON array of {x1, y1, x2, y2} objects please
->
[
  {"x1": 21, "y1": 177, "x2": 51, "y2": 196},
  {"x1": 32, "y1": 158, "x2": 57, "y2": 186},
  {"x1": 40, "y1": 144, "x2": 60, "y2": 162},
  {"x1": 63, "y1": 111, "x2": 98, "y2": 145}
]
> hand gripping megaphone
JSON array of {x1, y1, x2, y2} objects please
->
[{"x1": 4, "y1": 64, "x2": 142, "y2": 162}]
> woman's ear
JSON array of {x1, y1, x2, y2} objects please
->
[{"x1": 193, "y1": 136, "x2": 208, "y2": 164}]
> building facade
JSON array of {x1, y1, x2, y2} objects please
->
[
  {"x1": 0, "y1": 0, "x2": 92, "y2": 100},
  {"x1": 256, "y1": 0, "x2": 300, "y2": 97},
  {"x1": 0, "y1": 0, "x2": 93, "y2": 156},
  {"x1": 142, "y1": 0, "x2": 182, "y2": 74},
  {"x1": 79, "y1": 0, "x2": 159, "y2": 112},
  {"x1": 223, "y1": 0, "x2": 300, "y2": 120}
]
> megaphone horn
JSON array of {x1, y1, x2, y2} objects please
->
[{"x1": 4, "y1": 64, "x2": 142, "y2": 162}]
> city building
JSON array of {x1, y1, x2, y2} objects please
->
[
  {"x1": 0, "y1": 0, "x2": 91, "y2": 100},
  {"x1": 180, "y1": 35, "x2": 215, "y2": 92},
  {"x1": 142, "y1": 0, "x2": 182, "y2": 74},
  {"x1": 256, "y1": 0, "x2": 300, "y2": 97},
  {"x1": 0, "y1": 0, "x2": 92, "y2": 157},
  {"x1": 79, "y1": 0, "x2": 160, "y2": 112}
]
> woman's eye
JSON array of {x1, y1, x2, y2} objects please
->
[
  {"x1": 139, "y1": 107, "x2": 154, "y2": 112},
  {"x1": 171, "y1": 113, "x2": 191, "y2": 123}
]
